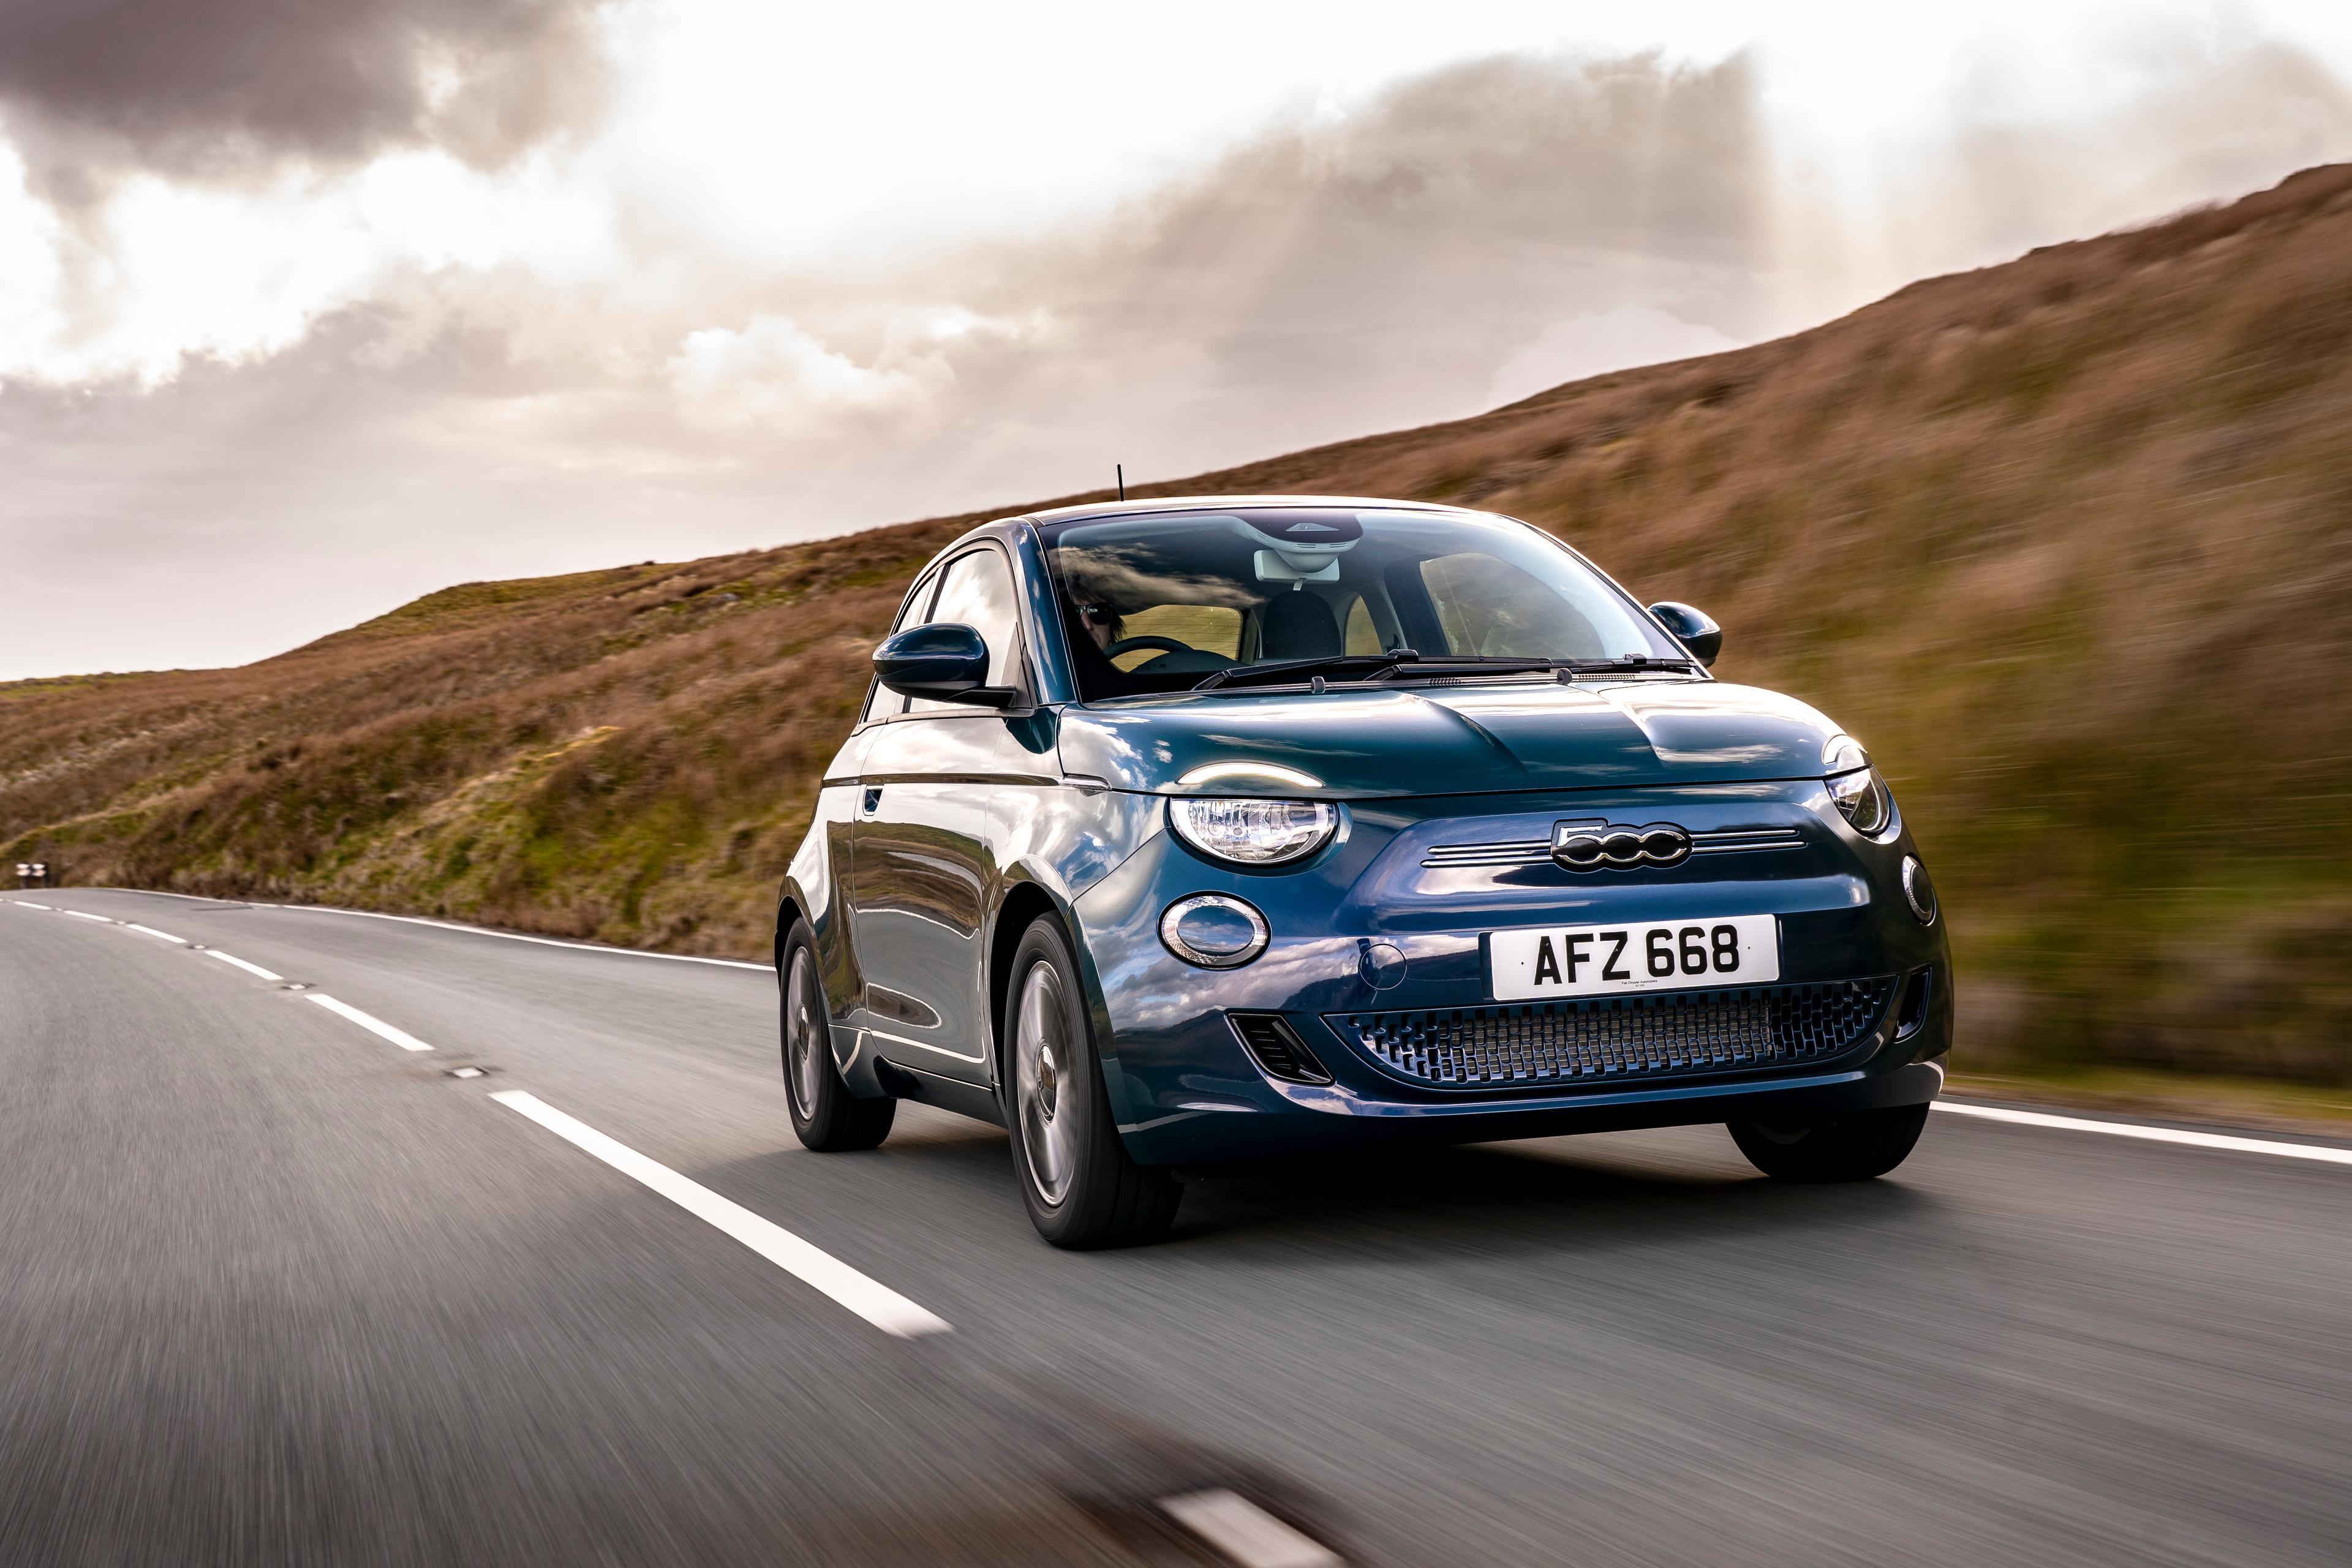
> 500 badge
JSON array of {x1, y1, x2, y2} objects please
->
[{"x1": 1489, "y1": 914, "x2": 1780, "y2": 1001}]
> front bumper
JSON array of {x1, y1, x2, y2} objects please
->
[{"x1": 1071, "y1": 782, "x2": 1953, "y2": 1166}]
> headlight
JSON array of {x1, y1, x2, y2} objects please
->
[
  {"x1": 1823, "y1": 735, "x2": 1892, "y2": 836},
  {"x1": 1167, "y1": 797, "x2": 1338, "y2": 865}
]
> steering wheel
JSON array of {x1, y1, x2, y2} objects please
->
[{"x1": 1101, "y1": 635, "x2": 1193, "y2": 659}]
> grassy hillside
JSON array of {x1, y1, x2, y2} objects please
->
[{"x1": 8, "y1": 165, "x2": 2352, "y2": 1082}]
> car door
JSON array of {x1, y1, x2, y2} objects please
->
[{"x1": 850, "y1": 542, "x2": 1051, "y2": 1088}]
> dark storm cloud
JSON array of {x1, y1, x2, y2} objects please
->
[{"x1": 0, "y1": 0, "x2": 609, "y2": 188}]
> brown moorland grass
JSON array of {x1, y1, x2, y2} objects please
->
[{"x1": 6, "y1": 165, "x2": 2351, "y2": 1082}]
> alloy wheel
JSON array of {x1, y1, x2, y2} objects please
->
[
  {"x1": 787, "y1": 945, "x2": 827, "y2": 1117},
  {"x1": 1015, "y1": 961, "x2": 1079, "y2": 1205}
]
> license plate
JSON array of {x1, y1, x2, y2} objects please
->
[{"x1": 1489, "y1": 914, "x2": 1780, "y2": 1001}]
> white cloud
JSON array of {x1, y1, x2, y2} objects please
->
[
  {"x1": 667, "y1": 314, "x2": 940, "y2": 428},
  {"x1": 0, "y1": 147, "x2": 624, "y2": 387},
  {"x1": 663, "y1": 307, "x2": 1046, "y2": 432},
  {"x1": 0, "y1": 146, "x2": 68, "y2": 361}
]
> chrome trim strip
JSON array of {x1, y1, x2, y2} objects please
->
[
  {"x1": 1421, "y1": 826, "x2": 1804, "y2": 869},
  {"x1": 861, "y1": 1026, "x2": 988, "y2": 1065}
]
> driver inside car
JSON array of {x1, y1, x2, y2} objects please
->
[{"x1": 1079, "y1": 602, "x2": 1124, "y2": 653}]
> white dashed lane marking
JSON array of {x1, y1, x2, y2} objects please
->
[
  {"x1": 1159, "y1": 1490, "x2": 1343, "y2": 1567},
  {"x1": 7, "y1": 896, "x2": 952, "y2": 1346},
  {"x1": 203, "y1": 949, "x2": 285, "y2": 982},
  {"x1": 18, "y1": 899, "x2": 2350, "y2": 1185},
  {"x1": 306, "y1": 994, "x2": 435, "y2": 1052},
  {"x1": 490, "y1": 1090, "x2": 951, "y2": 1339},
  {"x1": 1934, "y1": 1099, "x2": 2352, "y2": 1167}
]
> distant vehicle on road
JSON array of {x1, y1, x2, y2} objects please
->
[{"x1": 777, "y1": 497, "x2": 1952, "y2": 1246}]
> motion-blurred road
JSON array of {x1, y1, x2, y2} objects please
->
[{"x1": 3, "y1": 889, "x2": 2345, "y2": 1567}]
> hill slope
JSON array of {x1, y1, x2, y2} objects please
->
[{"x1": 8, "y1": 166, "x2": 2352, "y2": 1082}]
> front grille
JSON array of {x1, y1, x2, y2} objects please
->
[
  {"x1": 1329, "y1": 978, "x2": 1894, "y2": 1091},
  {"x1": 1420, "y1": 826, "x2": 1806, "y2": 869}
]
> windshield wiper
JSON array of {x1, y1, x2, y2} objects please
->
[
  {"x1": 1558, "y1": 656, "x2": 1696, "y2": 677},
  {"x1": 1192, "y1": 651, "x2": 1695, "y2": 693},
  {"x1": 1191, "y1": 653, "x2": 1416, "y2": 692},
  {"x1": 1366, "y1": 655, "x2": 1556, "y2": 682}
]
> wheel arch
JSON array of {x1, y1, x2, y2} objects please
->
[
  {"x1": 773, "y1": 881, "x2": 812, "y2": 973},
  {"x1": 987, "y1": 865, "x2": 1162, "y2": 1176},
  {"x1": 988, "y1": 876, "x2": 1066, "y2": 1085}
]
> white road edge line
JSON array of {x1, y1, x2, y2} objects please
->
[
  {"x1": 489, "y1": 1090, "x2": 951, "y2": 1338},
  {"x1": 307, "y1": 994, "x2": 435, "y2": 1052},
  {"x1": 58, "y1": 887, "x2": 769, "y2": 970},
  {"x1": 281, "y1": 904, "x2": 772, "y2": 969},
  {"x1": 205, "y1": 950, "x2": 284, "y2": 982},
  {"x1": 126, "y1": 924, "x2": 187, "y2": 944},
  {"x1": 1935, "y1": 1100, "x2": 2352, "y2": 1166},
  {"x1": 36, "y1": 897, "x2": 2331, "y2": 1176},
  {"x1": 1159, "y1": 1490, "x2": 1343, "y2": 1568}
]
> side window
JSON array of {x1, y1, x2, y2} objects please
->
[
  {"x1": 1343, "y1": 596, "x2": 1384, "y2": 655},
  {"x1": 862, "y1": 568, "x2": 940, "y2": 725},
  {"x1": 908, "y1": 548, "x2": 1022, "y2": 714}
]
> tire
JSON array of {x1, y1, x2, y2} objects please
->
[
  {"x1": 780, "y1": 921, "x2": 895, "y2": 1152},
  {"x1": 1728, "y1": 1102, "x2": 1930, "y2": 1182},
  {"x1": 1002, "y1": 915, "x2": 1181, "y2": 1248}
]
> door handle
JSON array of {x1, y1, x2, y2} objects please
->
[{"x1": 861, "y1": 785, "x2": 883, "y2": 815}]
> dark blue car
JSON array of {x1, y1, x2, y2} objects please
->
[{"x1": 778, "y1": 497, "x2": 1951, "y2": 1246}]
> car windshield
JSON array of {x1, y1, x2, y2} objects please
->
[{"x1": 1039, "y1": 507, "x2": 1685, "y2": 699}]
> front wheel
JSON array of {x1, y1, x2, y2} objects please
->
[
  {"x1": 780, "y1": 921, "x2": 895, "y2": 1152},
  {"x1": 1003, "y1": 916, "x2": 1181, "y2": 1248},
  {"x1": 1728, "y1": 1103, "x2": 1930, "y2": 1182}
]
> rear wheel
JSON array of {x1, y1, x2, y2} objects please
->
[
  {"x1": 780, "y1": 922, "x2": 894, "y2": 1152},
  {"x1": 1003, "y1": 916, "x2": 1181, "y2": 1248},
  {"x1": 1729, "y1": 1103, "x2": 1929, "y2": 1182}
]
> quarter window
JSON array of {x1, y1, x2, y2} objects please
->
[
  {"x1": 863, "y1": 567, "x2": 941, "y2": 725},
  {"x1": 908, "y1": 548, "x2": 1022, "y2": 713}
]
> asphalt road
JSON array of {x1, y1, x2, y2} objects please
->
[{"x1": 2, "y1": 889, "x2": 2346, "y2": 1568}]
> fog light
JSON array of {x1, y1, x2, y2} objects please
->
[
  {"x1": 1901, "y1": 856, "x2": 1937, "y2": 925},
  {"x1": 1160, "y1": 894, "x2": 1268, "y2": 968}
]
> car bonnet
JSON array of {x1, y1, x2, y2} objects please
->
[{"x1": 1056, "y1": 679, "x2": 1845, "y2": 797}]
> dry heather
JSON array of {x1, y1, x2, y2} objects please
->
[{"x1": 7, "y1": 166, "x2": 2352, "y2": 1081}]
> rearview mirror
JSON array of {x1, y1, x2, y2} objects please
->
[
  {"x1": 1646, "y1": 601, "x2": 1722, "y2": 666},
  {"x1": 873, "y1": 623, "x2": 1016, "y2": 706}
]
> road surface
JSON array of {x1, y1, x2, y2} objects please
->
[{"x1": 2, "y1": 889, "x2": 2345, "y2": 1566}]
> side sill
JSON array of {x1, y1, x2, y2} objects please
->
[{"x1": 875, "y1": 1058, "x2": 1007, "y2": 1128}]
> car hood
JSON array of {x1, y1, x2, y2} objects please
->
[{"x1": 1055, "y1": 679, "x2": 1845, "y2": 797}]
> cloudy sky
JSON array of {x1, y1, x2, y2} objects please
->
[{"x1": 4, "y1": 1, "x2": 2351, "y2": 679}]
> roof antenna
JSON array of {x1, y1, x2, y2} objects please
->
[{"x1": 1116, "y1": 464, "x2": 1125, "y2": 502}]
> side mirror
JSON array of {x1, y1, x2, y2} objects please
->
[
  {"x1": 1646, "y1": 601, "x2": 1722, "y2": 666},
  {"x1": 873, "y1": 623, "x2": 1016, "y2": 706}
]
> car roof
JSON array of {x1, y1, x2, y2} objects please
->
[{"x1": 1017, "y1": 494, "x2": 1488, "y2": 526}]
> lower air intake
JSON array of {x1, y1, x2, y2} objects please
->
[
  {"x1": 1330, "y1": 979, "x2": 1894, "y2": 1091},
  {"x1": 1229, "y1": 1012, "x2": 1333, "y2": 1085}
]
